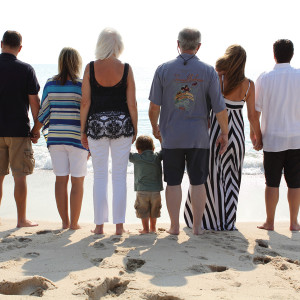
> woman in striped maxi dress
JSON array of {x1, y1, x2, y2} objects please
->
[{"x1": 184, "y1": 45, "x2": 262, "y2": 230}]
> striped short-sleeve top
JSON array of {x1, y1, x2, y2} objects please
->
[{"x1": 37, "y1": 78, "x2": 86, "y2": 150}]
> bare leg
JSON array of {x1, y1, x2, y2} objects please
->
[
  {"x1": 115, "y1": 223, "x2": 128, "y2": 235},
  {"x1": 257, "y1": 186, "x2": 279, "y2": 231},
  {"x1": 55, "y1": 176, "x2": 70, "y2": 229},
  {"x1": 150, "y1": 217, "x2": 157, "y2": 233},
  {"x1": 139, "y1": 217, "x2": 150, "y2": 234},
  {"x1": 14, "y1": 176, "x2": 38, "y2": 227},
  {"x1": 287, "y1": 188, "x2": 300, "y2": 231},
  {"x1": 69, "y1": 176, "x2": 84, "y2": 230},
  {"x1": 190, "y1": 184, "x2": 206, "y2": 235},
  {"x1": 0, "y1": 175, "x2": 4, "y2": 207},
  {"x1": 92, "y1": 224, "x2": 104, "y2": 234},
  {"x1": 166, "y1": 185, "x2": 182, "y2": 235}
]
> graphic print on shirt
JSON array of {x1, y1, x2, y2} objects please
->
[{"x1": 173, "y1": 73, "x2": 203, "y2": 111}]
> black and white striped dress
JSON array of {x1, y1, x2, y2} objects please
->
[{"x1": 184, "y1": 81, "x2": 250, "y2": 230}]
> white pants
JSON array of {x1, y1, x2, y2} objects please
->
[{"x1": 88, "y1": 136, "x2": 132, "y2": 225}]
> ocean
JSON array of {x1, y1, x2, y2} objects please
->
[{"x1": 31, "y1": 64, "x2": 264, "y2": 175}]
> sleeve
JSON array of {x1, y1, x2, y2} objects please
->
[
  {"x1": 129, "y1": 152, "x2": 138, "y2": 163},
  {"x1": 27, "y1": 66, "x2": 40, "y2": 95},
  {"x1": 207, "y1": 69, "x2": 226, "y2": 114},
  {"x1": 149, "y1": 65, "x2": 163, "y2": 106},
  {"x1": 255, "y1": 74, "x2": 264, "y2": 112}
]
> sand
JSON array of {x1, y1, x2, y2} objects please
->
[
  {"x1": 0, "y1": 220, "x2": 299, "y2": 299},
  {"x1": 0, "y1": 171, "x2": 299, "y2": 299}
]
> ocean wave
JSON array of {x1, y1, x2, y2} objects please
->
[{"x1": 33, "y1": 145, "x2": 263, "y2": 175}]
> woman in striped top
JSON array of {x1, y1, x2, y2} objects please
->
[{"x1": 32, "y1": 47, "x2": 88, "y2": 230}]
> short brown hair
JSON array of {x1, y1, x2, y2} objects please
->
[
  {"x1": 135, "y1": 135, "x2": 154, "y2": 152},
  {"x1": 2, "y1": 30, "x2": 22, "y2": 48},
  {"x1": 53, "y1": 47, "x2": 82, "y2": 85},
  {"x1": 273, "y1": 39, "x2": 294, "y2": 63}
]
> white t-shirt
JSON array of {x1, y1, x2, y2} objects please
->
[{"x1": 255, "y1": 63, "x2": 300, "y2": 152}]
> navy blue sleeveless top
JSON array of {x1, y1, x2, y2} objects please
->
[{"x1": 86, "y1": 61, "x2": 134, "y2": 140}]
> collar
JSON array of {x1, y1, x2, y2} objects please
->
[
  {"x1": 177, "y1": 53, "x2": 198, "y2": 60},
  {"x1": 273, "y1": 63, "x2": 291, "y2": 69},
  {"x1": 0, "y1": 52, "x2": 17, "y2": 60}
]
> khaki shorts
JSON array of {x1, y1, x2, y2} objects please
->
[
  {"x1": 0, "y1": 137, "x2": 35, "y2": 177},
  {"x1": 134, "y1": 191, "x2": 162, "y2": 219}
]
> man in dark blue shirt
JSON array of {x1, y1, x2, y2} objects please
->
[{"x1": 0, "y1": 30, "x2": 40, "y2": 227}]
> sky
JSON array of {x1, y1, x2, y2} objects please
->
[{"x1": 1, "y1": 0, "x2": 300, "y2": 80}]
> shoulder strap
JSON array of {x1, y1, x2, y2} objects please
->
[
  {"x1": 121, "y1": 63, "x2": 129, "y2": 85},
  {"x1": 89, "y1": 61, "x2": 95, "y2": 85},
  {"x1": 242, "y1": 79, "x2": 251, "y2": 101}
]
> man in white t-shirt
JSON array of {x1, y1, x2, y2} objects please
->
[{"x1": 255, "y1": 39, "x2": 300, "y2": 231}]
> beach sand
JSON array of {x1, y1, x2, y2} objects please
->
[{"x1": 0, "y1": 171, "x2": 299, "y2": 299}]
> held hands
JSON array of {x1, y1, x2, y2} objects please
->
[
  {"x1": 216, "y1": 133, "x2": 228, "y2": 155},
  {"x1": 81, "y1": 133, "x2": 89, "y2": 150},
  {"x1": 250, "y1": 131, "x2": 263, "y2": 151},
  {"x1": 30, "y1": 129, "x2": 40, "y2": 144}
]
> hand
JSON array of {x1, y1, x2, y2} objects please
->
[
  {"x1": 30, "y1": 129, "x2": 40, "y2": 144},
  {"x1": 132, "y1": 134, "x2": 137, "y2": 144},
  {"x1": 81, "y1": 133, "x2": 89, "y2": 150},
  {"x1": 216, "y1": 133, "x2": 228, "y2": 155},
  {"x1": 152, "y1": 124, "x2": 161, "y2": 140},
  {"x1": 250, "y1": 132, "x2": 263, "y2": 151}
]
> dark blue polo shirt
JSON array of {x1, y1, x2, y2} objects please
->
[{"x1": 0, "y1": 53, "x2": 40, "y2": 137}]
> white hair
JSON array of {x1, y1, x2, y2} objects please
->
[
  {"x1": 95, "y1": 28, "x2": 124, "y2": 60},
  {"x1": 178, "y1": 28, "x2": 201, "y2": 51}
]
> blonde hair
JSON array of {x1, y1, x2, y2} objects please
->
[
  {"x1": 215, "y1": 44, "x2": 246, "y2": 96},
  {"x1": 54, "y1": 47, "x2": 82, "y2": 85},
  {"x1": 95, "y1": 28, "x2": 124, "y2": 60}
]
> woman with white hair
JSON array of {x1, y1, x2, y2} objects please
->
[{"x1": 80, "y1": 28, "x2": 138, "y2": 235}]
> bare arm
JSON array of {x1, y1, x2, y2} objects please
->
[
  {"x1": 29, "y1": 94, "x2": 40, "y2": 122},
  {"x1": 215, "y1": 109, "x2": 229, "y2": 155},
  {"x1": 28, "y1": 94, "x2": 41, "y2": 143},
  {"x1": 149, "y1": 102, "x2": 161, "y2": 141},
  {"x1": 127, "y1": 66, "x2": 138, "y2": 143},
  {"x1": 80, "y1": 64, "x2": 91, "y2": 150},
  {"x1": 246, "y1": 81, "x2": 262, "y2": 151}
]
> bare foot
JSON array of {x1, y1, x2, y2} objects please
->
[
  {"x1": 290, "y1": 223, "x2": 300, "y2": 231},
  {"x1": 70, "y1": 224, "x2": 81, "y2": 230},
  {"x1": 116, "y1": 224, "x2": 129, "y2": 235},
  {"x1": 167, "y1": 227, "x2": 180, "y2": 235},
  {"x1": 150, "y1": 228, "x2": 156, "y2": 233},
  {"x1": 139, "y1": 229, "x2": 150, "y2": 234},
  {"x1": 62, "y1": 222, "x2": 70, "y2": 229},
  {"x1": 257, "y1": 222, "x2": 274, "y2": 231},
  {"x1": 193, "y1": 228, "x2": 204, "y2": 235},
  {"x1": 17, "y1": 220, "x2": 38, "y2": 228},
  {"x1": 91, "y1": 224, "x2": 104, "y2": 234}
]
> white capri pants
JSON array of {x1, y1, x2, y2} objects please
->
[{"x1": 88, "y1": 136, "x2": 132, "y2": 225}]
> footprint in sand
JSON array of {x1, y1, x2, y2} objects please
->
[
  {"x1": 0, "y1": 276, "x2": 56, "y2": 297},
  {"x1": 25, "y1": 252, "x2": 40, "y2": 258},
  {"x1": 253, "y1": 255, "x2": 272, "y2": 265},
  {"x1": 36, "y1": 230, "x2": 52, "y2": 235},
  {"x1": 256, "y1": 239, "x2": 269, "y2": 248},
  {"x1": 188, "y1": 264, "x2": 228, "y2": 274},
  {"x1": 93, "y1": 241, "x2": 106, "y2": 249},
  {"x1": 90, "y1": 258, "x2": 104, "y2": 266},
  {"x1": 256, "y1": 247, "x2": 280, "y2": 257},
  {"x1": 18, "y1": 237, "x2": 32, "y2": 243},
  {"x1": 126, "y1": 258, "x2": 146, "y2": 272},
  {"x1": 143, "y1": 292, "x2": 183, "y2": 300},
  {"x1": 73, "y1": 277, "x2": 129, "y2": 298}
]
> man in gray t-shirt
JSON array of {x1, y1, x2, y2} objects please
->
[{"x1": 149, "y1": 28, "x2": 228, "y2": 235}]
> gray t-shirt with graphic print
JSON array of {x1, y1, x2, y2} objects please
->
[{"x1": 149, "y1": 54, "x2": 226, "y2": 149}]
